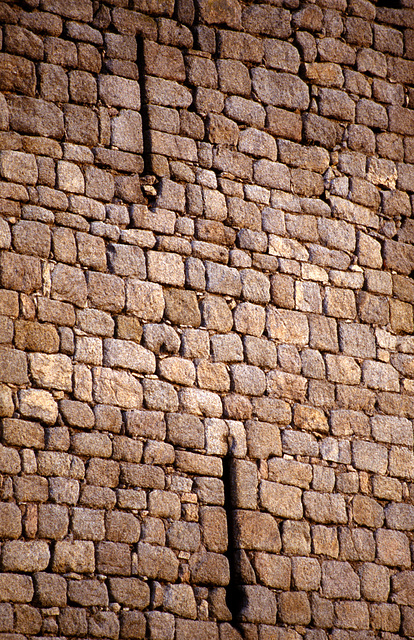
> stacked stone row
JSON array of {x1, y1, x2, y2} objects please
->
[{"x1": 0, "y1": 0, "x2": 413, "y2": 639}]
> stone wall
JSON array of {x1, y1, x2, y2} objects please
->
[{"x1": 0, "y1": 0, "x2": 414, "y2": 638}]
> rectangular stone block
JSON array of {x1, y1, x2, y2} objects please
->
[
  {"x1": 2, "y1": 418, "x2": 44, "y2": 449},
  {"x1": 233, "y1": 510, "x2": 281, "y2": 552},
  {"x1": 230, "y1": 459, "x2": 258, "y2": 509},
  {"x1": 137, "y1": 543, "x2": 179, "y2": 582},
  {"x1": 120, "y1": 462, "x2": 165, "y2": 489},
  {"x1": 15, "y1": 318, "x2": 61, "y2": 350},
  {"x1": 147, "y1": 251, "x2": 185, "y2": 286},
  {"x1": 7, "y1": 95, "x2": 64, "y2": 138},
  {"x1": 260, "y1": 480, "x2": 303, "y2": 519},
  {"x1": 376, "y1": 529, "x2": 411, "y2": 568},
  {"x1": 352, "y1": 440, "x2": 388, "y2": 474},
  {"x1": 251, "y1": 68, "x2": 309, "y2": 110},
  {"x1": 14, "y1": 475, "x2": 48, "y2": 503},
  {"x1": 144, "y1": 41, "x2": 185, "y2": 81},
  {"x1": 389, "y1": 445, "x2": 414, "y2": 480},
  {"x1": 146, "y1": 75, "x2": 192, "y2": 107},
  {"x1": 0, "y1": 252, "x2": 42, "y2": 294},
  {"x1": 0, "y1": 349, "x2": 28, "y2": 385},
  {"x1": 268, "y1": 458, "x2": 312, "y2": 489},
  {"x1": 362, "y1": 360, "x2": 399, "y2": 392},
  {"x1": 29, "y1": 353, "x2": 72, "y2": 392},
  {"x1": 126, "y1": 278, "x2": 165, "y2": 322},
  {"x1": 2, "y1": 541, "x2": 50, "y2": 573},
  {"x1": 34, "y1": 572, "x2": 67, "y2": 607},
  {"x1": 176, "y1": 451, "x2": 222, "y2": 477},
  {"x1": 322, "y1": 560, "x2": 360, "y2": 599},
  {"x1": 0, "y1": 503, "x2": 22, "y2": 539},
  {"x1": 0, "y1": 53, "x2": 36, "y2": 95},
  {"x1": 98, "y1": 75, "x2": 140, "y2": 109},
  {"x1": 0, "y1": 574, "x2": 34, "y2": 603},
  {"x1": 103, "y1": 338, "x2": 155, "y2": 374},
  {"x1": 96, "y1": 541, "x2": 131, "y2": 576},
  {"x1": 267, "y1": 371, "x2": 308, "y2": 402},
  {"x1": 93, "y1": 367, "x2": 143, "y2": 409},
  {"x1": 303, "y1": 491, "x2": 347, "y2": 524}
]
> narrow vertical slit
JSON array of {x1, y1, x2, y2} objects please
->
[
  {"x1": 135, "y1": 35, "x2": 152, "y2": 175},
  {"x1": 222, "y1": 454, "x2": 241, "y2": 626}
]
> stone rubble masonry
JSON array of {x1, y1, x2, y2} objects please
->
[{"x1": 0, "y1": 0, "x2": 413, "y2": 638}]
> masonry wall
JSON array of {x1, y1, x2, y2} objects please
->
[{"x1": 0, "y1": 0, "x2": 414, "y2": 638}]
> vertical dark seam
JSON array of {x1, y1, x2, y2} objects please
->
[{"x1": 135, "y1": 34, "x2": 152, "y2": 175}]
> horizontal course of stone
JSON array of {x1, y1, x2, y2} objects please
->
[{"x1": 0, "y1": 0, "x2": 413, "y2": 638}]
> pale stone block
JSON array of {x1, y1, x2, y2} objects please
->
[
  {"x1": 92, "y1": 367, "x2": 143, "y2": 409},
  {"x1": 126, "y1": 279, "x2": 165, "y2": 322},
  {"x1": 57, "y1": 160, "x2": 84, "y2": 194},
  {"x1": 29, "y1": 353, "x2": 72, "y2": 391},
  {"x1": 19, "y1": 389, "x2": 58, "y2": 425},
  {"x1": 260, "y1": 480, "x2": 303, "y2": 519}
]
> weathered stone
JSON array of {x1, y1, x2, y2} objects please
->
[
  {"x1": 303, "y1": 113, "x2": 342, "y2": 149},
  {"x1": 7, "y1": 95, "x2": 64, "y2": 138},
  {"x1": 0, "y1": 252, "x2": 42, "y2": 295},
  {"x1": 0, "y1": 53, "x2": 36, "y2": 95},
  {"x1": 0, "y1": 574, "x2": 34, "y2": 603},
  {"x1": 64, "y1": 104, "x2": 98, "y2": 146},
  {"x1": 304, "y1": 492, "x2": 347, "y2": 524},
  {"x1": 376, "y1": 529, "x2": 411, "y2": 568},
  {"x1": 260, "y1": 480, "x2": 303, "y2": 520},
  {"x1": 322, "y1": 561, "x2": 360, "y2": 599},
  {"x1": 362, "y1": 360, "x2": 399, "y2": 392},
  {"x1": 2, "y1": 418, "x2": 44, "y2": 449},
  {"x1": 231, "y1": 364, "x2": 266, "y2": 397},
  {"x1": 29, "y1": 353, "x2": 72, "y2": 392},
  {"x1": 14, "y1": 475, "x2": 48, "y2": 503},
  {"x1": 339, "y1": 322, "x2": 375, "y2": 358},
  {"x1": 197, "y1": 0, "x2": 241, "y2": 29},
  {"x1": 353, "y1": 494, "x2": 384, "y2": 528},
  {"x1": 19, "y1": 389, "x2": 58, "y2": 425},
  {"x1": 104, "y1": 338, "x2": 155, "y2": 374},
  {"x1": 251, "y1": 68, "x2": 309, "y2": 110},
  {"x1": 51, "y1": 263, "x2": 87, "y2": 307},
  {"x1": 245, "y1": 420, "x2": 281, "y2": 460},
  {"x1": 99, "y1": 75, "x2": 140, "y2": 109},
  {"x1": 233, "y1": 510, "x2": 281, "y2": 552},
  {"x1": 0, "y1": 503, "x2": 22, "y2": 539},
  {"x1": 34, "y1": 572, "x2": 67, "y2": 607},
  {"x1": 2, "y1": 541, "x2": 50, "y2": 573},
  {"x1": 95, "y1": 542, "x2": 131, "y2": 577},
  {"x1": 239, "y1": 585, "x2": 277, "y2": 625},
  {"x1": 163, "y1": 288, "x2": 201, "y2": 328},
  {"x1": 126, "y1": 279, "x2": 165, "y2": 322},
  {"x1": 189, "y1": 551, "x2": 230, "y2": 586},
  {"x1": 137, "y1": 543, "x2": 178, "y2": 582},
  {"x1": 108, "y1": 577, "x2": 150, "y2": 610},
  {"x1": 242, "y1": 5, "x2": 291, "y2": 38},
  {"x1": 279, "y1": 591, "x2": 311, "y2": 625},
  {"x1": 93, "y1": 367, "x2": 143, "y2": 409}
]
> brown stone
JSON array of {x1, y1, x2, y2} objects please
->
[
  {"x1": 0, "y1": 252, "x2": 41, "y2": 294},
  {"x1": 233, "y1": 510, "x2": 281, "y2": 553},
  {"x1": 0, "y1": 53, "x2": 36, "y2": 95},
  {"x1": 7, "y1": 95, "x2": 64, "y2": 138}
]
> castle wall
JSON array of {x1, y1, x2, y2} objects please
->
[{"x1": 0, "y1": 0, "x2": 414, "y2": 638}]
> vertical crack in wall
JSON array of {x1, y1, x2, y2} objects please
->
[
  {"x1": 138, "y1": 25, "x2": 244, "y2": 627},
  {"x1": 136, "y1": 35, "x2": 152, "y2": 177},
  {"x1": 223, "y1": 454, "x2": 241, "y2": 627}
]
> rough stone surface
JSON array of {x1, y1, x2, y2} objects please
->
[{"x1": 0, "y1": 3, "x2": 412, "y2": 638}]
